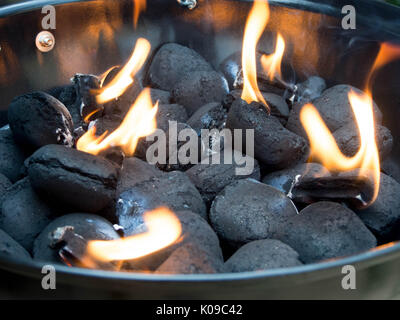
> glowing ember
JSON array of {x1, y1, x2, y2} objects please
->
[
  {"x1": 260, "y1": 33, "x2": 286, "y2": 84},
  {"x1": 77, "y1": 88, "x2": 158, "y2": 156},
  {"x1": 95, "y1": 38, "x2": 151, "y2": 104},
  {"x1": 300, "y1": 91, "x2": 380, "y2": 204},
  {"x1": 241, "y1": 0, "x2": 270, "y2": 108},
  {"x1": 86, "y1": 207, "x2": 182, "y2": 262}
]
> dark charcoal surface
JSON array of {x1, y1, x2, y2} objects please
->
[
  {"x1": 150, "y1": 88, "x2": 171, "y2": 105},
  {"x1": 154, "y1": 122, "x2": 200, "y2": 172},
  {"x1": 295, "y1": 76, "x2": 326, "y2": 103},
  {"x1": 333, "y1": 123, "x2": 393, "y2": 159},
  {"x1": 187, "y1": 102, "x2": 227, "y2": 135},
  {"x1": 225, "y1": 239, "x2": 302, "y2": 272},
  {"x1": 101, "y1": 67, "x2": 142, "y2": 118},
  {"x1": 210, "y1": 179, "x2": 298, "y2": 246},
  {"x1": 8, "y1": 92, "x2": 74, "y2": 150},
  {"x1": 224, "y1": 90, "x2": 289, "y2": 122},
  {"x1": 0, "y1": 228, "x2": 31, "y2": 261},
  {"x1": 261, "y1": 92, "x2": 290, "y2": 125},
  {"x1": 0, "y1": 178, "x2": 56, "y2": 252},
  {"x1": 148, "y1": 43, "x2": 213, "y2": 91},
  {"x1": 156, "y1": 104, "x2": 188, "y2": 132},
  {"x1": 0, "y1": 128, "x2": 26, "y2": 182},
  {"x1": 172, "y1": 71, "x2": 229, "y2": 116},
  {"x1": 27, "y1": 145, "x2": 119, "y2": 213},
  {"x1": 262, "y1": 163, "x2": 329, "y2": 194},
  {"x1": 382, "y1": 157, "x2": 400, "y2": 183},
  {"x1": 219, "y1": 50, "x2": 285, "y2": 94},
  {"x1": 0, "y1": 173, "x2": 11, "y2": 199},
  {"x1": 136, "y1": 120, "x2": 194, "y2": 163},
  {"x1": 47, "y1": 85, "x2": 79, "y2": 124},
  {"x1": 117, "y1": 157, "x2": 164, "y2": 196},
  {"x1": 117, "y1": 171, "x2": 207, "y2": 236},
  {"x1": 104, "y1": 81, "x2": 142, "y2": 118},
  {"x1": 90, "y1": 113, "x2": 122, "y2": 136},
  {"x1": 186, "y1": 149, "x2": 260, "y2": 205},
  {"x1": 226, "y1": 99, "x2": 308, "y2": 170},
  {"x1": 71, "y1": 74, "x2": 103, "y2": 122},
  {"x1": 124, "y1": 210, "x2": 223, "y2": 271},
  {"x1": 286, "y1": 85, "x2": 383, "y2": 138},
  {"x1": 355, "y1": 173, "x2": 400, "y2": 240},
  {"x1": 276, "y1": 201, "x2": 377, "y2": 263},
  {"x1": 33, "y1": 213, "x2": 120, "y2": 263},
  {"x1": 156, "y1": 243, "x2": 225, "y2": 274},
  {"x1": 291, "y1": 170, "x2": 374, "y2": 207}
]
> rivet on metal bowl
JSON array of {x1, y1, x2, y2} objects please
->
[
  {"x1": 35, "y1": 31, "x2": 55, "y2": 52},
  {"x1": 177, "y1": 0, "x2": 197, "y2": 10}
]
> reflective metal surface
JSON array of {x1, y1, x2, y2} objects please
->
[{"x1": 0, "y1": 0, "x2": 399, "y2": 299}]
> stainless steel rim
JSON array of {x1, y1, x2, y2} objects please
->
[{"x1": 0, "y1": 0, "x2": 399, "y2": 283}]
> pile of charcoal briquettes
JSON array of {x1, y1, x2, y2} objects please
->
[{"x1": 0, "y1": 43, "x2": 399, "y2": 274}]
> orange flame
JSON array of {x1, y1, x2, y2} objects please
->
[
  {"x1": 133, "y1": 0, "x2": 146, "y2": 29},
  {"x1": 241, "y1": 0, "x2": 269, "y2": 108},
  {"x1": 260, "y1": 33, "x2": 286, "y2": 84},
  {"x1": 366, "y1": 42, "x2": 400, "y2": 90},
  {"x1": 86, "y1": 207, "x2": 181, "y2": 262},
  {"x1": 98, "y1": 66, "x2": 120, "y2": 88},
  {"x1": 77, "y1": 88, "x2": 158, "y2": 156},
  {"x1": 300, "y1": 91, "x2": 380, "y2": 204},
  {"x1": 96, "y1": 38, "x2": 151, "y2": 104}
]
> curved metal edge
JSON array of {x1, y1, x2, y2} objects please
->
[
  {"x1": 0, "y1": 0, "x2": 94, "y2": 18},
  {"x1": 0, "y1": 0, "x2": 399, "y2": 283},
  {"x1": 1, "y1": 241, "x2": 400, "y2": 283}
]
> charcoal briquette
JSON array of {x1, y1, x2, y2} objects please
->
[
  {"x1": 98, "y1": 146, "x2": 125, "y2": 167},
  {"x1": 116, "y1": 171, "x2": 207, "y2": 236},
  {"x1": 90, "y1": 113, "x2": 122, "y2": 136},
  {"x1": 150, "y1": 88, "x2": 171, "y2": 105},
  {"x1": 8, "y1": 91, "x2": 74, "y2": 150},
  {"x1": 210, "y1": 179, "x2": 298, "y2": 246},
  {"x1": 382, "y1": 157, "x2": 400, "y2": 183},
  {"x1": 186, "y1": 149, "x2": 260, "y2": 205},
  {"x1": 286, "y1": 85, "x2": 383, "y2": 137},
  {"x1": 262, "y1": 92, "x2": 290, "y2": 125},
  {"x1": 0, "y1": 228, "x2": 31, "y2": 261},
  {"x1": 117, "y1": 157, "x2": 164, "y2": 196},
  {"x1": 156, "y1": 104, "x2": 188, "y2": 132},
  {"x1": 225, "y1": 239, "x2": 302, "y2": 272},
  {"x1": 124, "y1": 210, "x2": 223, "y2": 271},
  {"x1": 172, "y1": 71, "x2": 229, "y2": 116},
  {"x1": 33, "y1": 213, "x2": 120, "y2": 263},
  {"x1": 187, "y1": 102, "x2": 227, "y2": 135},
  {"x1": 26, "y1": 144, "x2": 119, "y2": 213},
  {"x1": 223, "y1": 90, "x2": 289, "y2": 123},
  {"x1": 71, "y1": 74, "x2": 104, "y2": 122},
  {"x1": 0, "y1": 178, "x2": 57, "y2": 252},
  {"x1": 219, "y1": 50, "x2": 286, "y2": 95},
  {"x1": 0, "y1": 173, "x2": 11, "y2": 198},
  {"x1": 291, "y1": 170, "x2": 375, "y2": 207},
  {"x1": 294, "y1": 76, "x2": 326, "y2": 103},
  {"x1": 148, "y1": 43, "x2": 213, "y2": 91},
  {"x1": 156, "y1": 243, "x2": 225, "y2": 274},
  {"x1": 333, "y1": 123, "x2": 393, "y2": 159},
  {"x1": 275, "y1": 201, "x2": 377, "y2": 263},
  {"x1": 262, "y1": 163, "x2": 329, "y2": 194},
  {"x1": 226, "y1": 99, "x2": 309, "y2": 170},
  {"x1": 355, "y1": 173, "x2": 400, "y2": 240}
]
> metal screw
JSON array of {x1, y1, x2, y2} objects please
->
[
  {"x1": 35, "y1": 31, "x2": 55, "y2": 52},
  {"x1": 177, "y1": 0, "x2": 197, "y2": 10}
]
